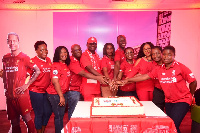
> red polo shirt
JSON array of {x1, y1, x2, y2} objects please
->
[
  {"x1": 68, "y1": 56, "x2": 83, "y2": 92},
  {"x1": 148, "y1": 60, "x2": 196, "y2": 105},
  {"x1": 101, "y1": 55, "x2": 114, "y2": 79},
  {"x1": 46, "y1": 62, "x2": 71, "y2": 94},
  {"x1": 114, "y1": 48, "x2": 126, "y2": 63},
  {"x1": 120, "y1": 60, "x2": 136, "y2": 91},
  {"x1": 128, "y1": 57, "x2": 154, "y2": 91},
  {"x1": 80, "y1": 50, "x2": 101, "y2": 95},
  {"x1": 28, "y1": 56, "x2": 52, "y2": 93}
]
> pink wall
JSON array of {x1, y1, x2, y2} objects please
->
[
  {"x1": 0, "y1": 10, "x2": 200, "y2": 110},
  {"x1": 0, "y1": 11, "x2": 54, "y2": 110},
  {"x1": 171, "y1": 10, "x2": 200, "y2": 89},
  {"x1": 53, "y1": 11, "x2": 157, "y2": 57}
]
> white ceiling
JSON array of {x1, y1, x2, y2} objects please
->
[{"x1": 0, "y1": 0, "x2": 200, "y2": 10}]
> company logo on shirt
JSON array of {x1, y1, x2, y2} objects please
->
[
  {"x1": 30, "y1": 60, "x2": 34, "y2": 64},
  {"x1": 43, "y1": 68, "x2": 51, "y2": 73},
  {"x1": 189, "y1": 73, "x2": 195, "y2": 78},
  {"x1": 160, "y1": 77, "x2": 177, "y2": 84},
  {"x1": 16, "y1": 60, "x2": 19, "y2": 65},
  {"x1": 5, "y1": 66, "x2": 18, "y2": 72},
  {"x1": 172, "y1": 70, "x2": 176, "y2": 76},
  {"x1": 66, "y1": 71, "x2": 71, "y2": 77},
  {"x1": 53, "y1": 70, "x2": 58, "y2": 75}
]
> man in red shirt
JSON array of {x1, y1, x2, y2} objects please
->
[
  {"x1": 113, "y1": 35, "x2": 127, "y2": 81},
  {"x1": 80, "y1": 37, "x2": 105, "y2": 101},
  {"x1": 2, "y1": 32, "x2": 40, "y2": 133},
  {"x1": 151, "y1": 46, "x2": 165, "y2": 111},
  {"x1": 68, "y1": 44, "x2": 106, "y2": 120}
]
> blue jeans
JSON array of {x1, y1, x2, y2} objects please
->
[
  {"x1": 165, "y1": 102, "x2": 190, "y2": 133},
  {"x1": 47, "y1": 93, "x2": 67, "y2": 133},
  {"x1": 66, "y1": 91, "x2": 80, "y2": 120},
  {"x1": 29, "y1": 91, "x2": 52, "y2": 129}
]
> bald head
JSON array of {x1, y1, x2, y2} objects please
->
[{"x1": 71, "y1": 44, "x2": 82, "y2": 59}]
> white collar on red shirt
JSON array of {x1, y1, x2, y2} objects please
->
[
  {"x1": 117, "y1": 48, "x2": 124, "y2": 53},
  {"x1": 153, "y1": 61, "x2": 162, "y2": 66},
  {"x1": 37, "y1": 56, "x2": 46, "y2": 62},
  {"x1": 71, "y1": 56, "x2": 79, "y2": 62},
  {"x1": 162, "y1": 60, "x2": 179, "y2": 69},
  {"x1": 103, "y1": 55, "x2": 114, "y2": 61}
]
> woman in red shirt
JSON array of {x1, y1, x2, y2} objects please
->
[
  {"x1": 130, "y1": 42, "x2": 154, "y2": 101},
  {"x1": 117, "y1": 46, "x2": 197, "y2": 133},
  {"x1": 46, "y1": 46, "x2": 71, "y2": 133},
  {"x1": 28, "y1": 41, "x2": 52, "y2": 133},
  {"x1": 101, "y1": 43, "x2": 116, "y2": 97},
  {"x1": 117, "y1": 47, "x2": 138, "y2": 98}
]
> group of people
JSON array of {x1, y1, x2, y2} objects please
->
[{"x1": 0, "y1": 32, "x2": 197, "y2": 133}]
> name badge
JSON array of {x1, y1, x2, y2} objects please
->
[{"x1": 87, "y1": 79, "x2": 97, "y2": 84}]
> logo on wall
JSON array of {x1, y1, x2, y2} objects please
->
[{"x1": 156, "y1": 11, "x2": 172, "y2": 49}]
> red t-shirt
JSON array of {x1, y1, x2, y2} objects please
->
[
  {"x1": 80, "y1": 49, "x2": 101, "y2": 95},
  {"x1": 28, "y1": 56, "x2": 52, "y2": 93},
  {"x1": 68, "y1": 56, "x2": 83, "y2": 92},
  {"x1": 114, "y1": 48, "x2": 126, "y2": 63},
  {"x1": 2, "y1": 52, "x2": 36, "y2": 98},
  {"x1": 127, "y1": 57, "x2": 154, "y2": 91},
  {"x1": 152, "y1": 61, "x2": 162, "y2": 90},
  {"x1": 46, "y1": 62, "x2": 71, "y2": 94},
  {"x1": 148, "y1": 60, "x2": 196, "y2": 105},
  {"x1": 101, "y1": 55, "x2": 114, "y2": 79},
  {"x1": 120, "y1": 60, "x2": 136, "y2": 91}
]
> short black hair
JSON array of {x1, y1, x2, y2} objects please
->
[
  {"x1": 152, "y1": 46, "x2": 162, "y2": 52},
  {"x1": 53, "y1": 46, "x2": 70, "y2": 66},
  {"x1": 117, "y1": 35, "x2": 126, "y2": 44},
  {"x1": 163, "y1": 45, "x2": 176, "y2": 56},
  {"x1": 137, "y1": 42, "x2": 154, "y2": 59},
  {"x1": 34, "y1": 41, "x2": 47, "y2": 51},
  {"x1": 103, "y1": 43, "x2": 115, "y2": 57},
  {"x1": 124, "y1": 47, "x2": 134, "y2": 53}
]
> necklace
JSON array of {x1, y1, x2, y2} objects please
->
[{"x1": 144, "y1": 56, "x2": 152, "y2": 62}]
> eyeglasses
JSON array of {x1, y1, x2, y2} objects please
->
[{"x1": 88, "y1": 43, "x2": 97, "y2": 45}]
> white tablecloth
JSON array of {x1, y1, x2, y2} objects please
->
[{"x1": 71, "y1": 101, "x2": 167, "y2": 118}]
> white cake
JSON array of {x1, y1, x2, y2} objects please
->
[{"x1": 90, "y1": 96, "x2": 145, "y2": 117}]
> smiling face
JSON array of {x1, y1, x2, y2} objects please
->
[
  {"x1": 59, "y1": 48, "x2": 68, "y2": 63},
  {"x1": 143, "y1": 44, "x2": 151, "y2": 57},
  {"x1": 7, "y1": 34, "x2": 20, "y2": 52},
  {"x1": 162, "y1": 49, "x2": 175, "y2": 66},
  {"x1": 87, "y1": 42, "x2": 97, "y2": 53},
  {"x1": 117, "y1": 36, "x2": 126, "y2": 49},
  {"x1": 36, "y1": 44, "x2": 48, "y2": 60},
  {"x1": 106, "y1": 44, "x2": 114, "y2": 57},
  {"x1": 152, "y1": 48, "x2": 162, "y2": 62},
  {"x1": 125, "y1": 48, "x2": 134, "y2": 60}
]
